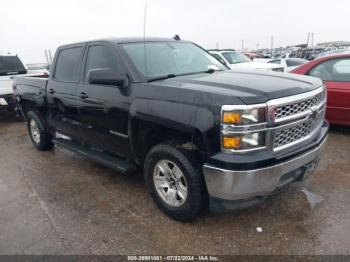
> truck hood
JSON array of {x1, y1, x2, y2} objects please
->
[{"x1": 163, "y1": 70, "x2": 322, "y2": 104}]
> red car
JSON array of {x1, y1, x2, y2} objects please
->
[{"x1": 291, "y1": 54, "x2": 350, "y2": 126}]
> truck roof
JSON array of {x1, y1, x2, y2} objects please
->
[{"x1": 59, "y1": 37, "x2": 186, "y2": 48}]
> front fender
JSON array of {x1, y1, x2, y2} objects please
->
[
  {"x1": 130, "y1": 99, "x2": 216, "y2": 132},
  {"x1": 129, "y1": 99, "x2": 219, "y2": 158}
]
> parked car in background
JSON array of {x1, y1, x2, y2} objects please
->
[
  {"x1": 291, "y1": 54, "x2": 350, "y2": 126},
  {"x1": 14, "y1": 37, "x2": 327, "y2": 221},
  {"x1": 316, "y1": 48, "x2": 350, "y2": 59},
  {"x1": 209, "y1": 49, "x2": 284, "y2": 72},
  {"x1": 268, "y1": 58, "x2": 309, "y2": 72},
  {"x1": 243, "y1": 51, "x2": 262, "y2": 59},
  {"x1": 0, "y1": 54, "x2": 48, "y2": 112}
]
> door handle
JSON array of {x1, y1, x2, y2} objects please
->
[
  {"x1": 79, "y1": 92, "x2": 88, "y2": 99},
  {"x1": 48, "y1": 88, "x2": 55, "y2": 94}
]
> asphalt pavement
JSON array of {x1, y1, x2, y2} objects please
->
[{"x1": 0, "y1": 112, "x2": 349, "y2": 255}]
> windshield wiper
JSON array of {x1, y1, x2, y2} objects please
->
[
  {"x1": 204, "y1": 68, "x2": 224, "y2": 73},
  {"x1": 147, "y1": 69, "x2": 225, "y2": 82},
  {"x1": 147, "y1": 74, "x2": 176, "y2": 82}
]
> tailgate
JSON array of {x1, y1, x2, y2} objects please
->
[{"x1": 0, "y1": 76, "x2": 13, "y2": 96}]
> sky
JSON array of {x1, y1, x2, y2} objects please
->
[{"x1": 1, "y1": 0, "x2": 349, "y2": 63}]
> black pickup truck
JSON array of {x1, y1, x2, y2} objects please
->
[{"x1": 13, "y1": 37, "x2": 328, "y2": 221}]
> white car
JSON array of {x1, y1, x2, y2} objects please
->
[
  {"x1": 209, "y1": 49, "x2": 284, "y2": 72},
  {"x1": 0, "y1": 54, "x2": 48, "y2": 111},
  {"x1": 266, "y1": 58, "x2": 309, "y2": 72}
]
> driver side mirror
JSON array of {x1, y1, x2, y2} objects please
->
[{"x1": 88, "y1": 68, "x2": 126, "y2": 87}]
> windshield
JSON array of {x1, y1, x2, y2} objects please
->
[
  {"x1": 221, "y1": 51, "x2": 251, "y2": 64},
  {"x1": 0, "y1": 56, "x2": 27, "y2": 76},
  {"x1": 122, "y1": 42, "x2": 226, "y2": 80}
]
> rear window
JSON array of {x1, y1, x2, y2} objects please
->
[
  {"x1": 54, "y1": 47, "x2": 83, "y2": 82},
  {"x1": 0, "y1": 56, "x2": 27, "y2": 76}
]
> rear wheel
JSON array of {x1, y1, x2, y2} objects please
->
[
  {"x1": 27, "y1": 111, "x2": 54, "y2": 151},
  {"x1": 144, "y1": 143, "x2": 207, "y2": 222}
]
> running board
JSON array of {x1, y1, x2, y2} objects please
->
[{"x1": 52, "y1": 138, "x2": 137, "y2": 175}]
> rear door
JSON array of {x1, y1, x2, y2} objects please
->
[
  {"x1": 309, "y1": 58, "x2": 350, "y2": 125},
  {"x1": 76, "y1": 42, "x2": 131, "y2": 157},
  {"x1": 46, "y1": 44, "x2": 85, "y2": 138}
]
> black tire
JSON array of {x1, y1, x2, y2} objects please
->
[
  {"x1": 144, "y1": 143, "x2": 208, "y2": 222},
  {"x1": 26, "y1": 111, "x2": 54, "y2": 151}
]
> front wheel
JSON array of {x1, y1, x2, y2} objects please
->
[{"x1": 144, "y1": 143, "x2": 207, "y2": 222}]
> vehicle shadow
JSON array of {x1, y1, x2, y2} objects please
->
[
  {"x1": 0, "y1": 110, "x2": 22, "y2": 123},
  {"x1": 329, "y1": 124, "x2": 350, "y2": 135}
]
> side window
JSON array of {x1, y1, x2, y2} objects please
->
[
  {"x1": 54, "y1": 47, "x2": 82, "y2": 82},
  {"x1": 85, "y1": 45, "x2": 120, "y2": 81},
  {"x1": 333, "y1": 59, "x2": 350, "y2": 75},
  {"x1": 309, "y1": 58, "x2": 350, "y2": 81}
]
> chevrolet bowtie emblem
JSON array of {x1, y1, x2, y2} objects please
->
[{"x1": 309, "y1": 106, "x2": 319, "y2": 119}]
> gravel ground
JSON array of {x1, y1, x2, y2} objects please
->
[{"x1": 0, "y1": 111, "x2": 349, "y2": 255}]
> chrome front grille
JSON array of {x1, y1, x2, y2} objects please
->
[
  {"x1": 273, "y1": 109, "x2": 324, "y2": 149},
  {"x1": 267, "y1": 85, "x2": 326, "y2": 151},
  {"x1": 275, "y1": 90, "x2": 326, "y2": 120}
]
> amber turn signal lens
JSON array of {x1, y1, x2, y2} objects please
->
[
  {"x1": 223, "y1": 112, "x2": 241, "y2": 124},
  {"x1": 223, "y1": 136, "x2": 241, "y2": 149}
]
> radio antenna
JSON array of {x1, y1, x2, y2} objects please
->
[{"x1": 143, "y1": 2, "x2": 149, "y2": 78}]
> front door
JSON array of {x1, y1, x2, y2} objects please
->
[{"x1": 76, "y1": 43, "x2": 131, "y2": 157}]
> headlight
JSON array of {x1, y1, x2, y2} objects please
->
[
  {"x1": 222, "y1": 107, "x2": 266, "y2": 125},
  {"x1": 222, "y1": 132, "x2": 266, "y2": 151},
  {"x1": 221, "y1": 104, "x2": 267, "y2": 153}
]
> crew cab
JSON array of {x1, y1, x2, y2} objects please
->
[
  {"x1": 14, "y1": 37, "x2": 328, "y2": 221},
  {"x1": 0, "y1": 54, "x2": 48, "y2": 111}
]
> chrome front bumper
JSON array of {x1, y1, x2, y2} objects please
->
[{"x1": 203, "y1": 136, "x2": 327, "y2": 201}]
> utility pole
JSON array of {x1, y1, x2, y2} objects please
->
[
  {"x1": 311, "y1": 33, "x2": 315, "y2": 48},
  {"x1": 257, "y1": 43, "x2": 259, "y2": 51},
  {"x1": 306, "y1": 32, "x2": 310, "y2": 47},
  {"x1": 216, "y1": 41, "x2": 219, "y2": 50},
  {"x1": 270, "y1": 36, "x2": 273, "y2": 57},
  {"x1": 241, "y1": 39, "x2": 244, "y2": 52},
  {"x1": 44, "y1": 50, "x2": 49, "y2": 65}
]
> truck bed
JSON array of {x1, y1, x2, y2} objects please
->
[
  {"x1": 14, "y1": 75, "x2": 49, "y2": 89},
  {"x1": 14, "y1": 75, "x2": 49, "y2": 107}
]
